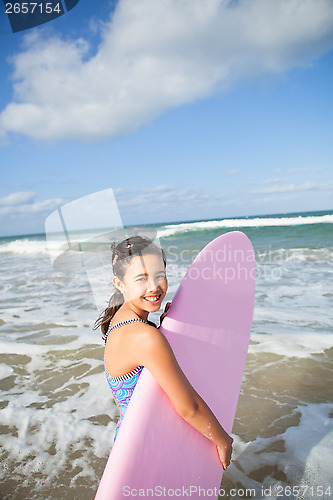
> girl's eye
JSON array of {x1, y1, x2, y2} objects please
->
[{"x1": 136, "y1": 273, "x2": 165, "y2": 282}]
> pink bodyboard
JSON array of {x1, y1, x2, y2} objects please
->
[{"x1": 95, "y1": 231, "x2": 255, "y2": 499}]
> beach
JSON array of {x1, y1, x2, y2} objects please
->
[{"x1": 0, "y1": 210, "x2": 332, "y2": 499}]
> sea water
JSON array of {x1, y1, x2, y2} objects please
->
[{"x1": 0, "y1": 210, "x2": 332, "y2": 499}]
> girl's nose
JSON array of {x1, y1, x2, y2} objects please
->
[{"x1": 147, "y1": 276, "x2": 159, "y2": 291}]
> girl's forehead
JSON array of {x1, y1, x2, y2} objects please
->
[{"x1": 126, "y1": 253, "x2": 164, "y2": 273}]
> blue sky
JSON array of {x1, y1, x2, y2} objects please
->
[{"x1": 0, "y1": 0, "x2": 333, "y2": 237}]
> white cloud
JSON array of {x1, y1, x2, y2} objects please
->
[
  {"x1": 247, "y1": 177, "x2": 285, "y2": 185},
  {"x1": 0, "y1": 191, "x2": 35, "y2": 206},
  {"x1": 141, "y1": 184, "x2": 174, "y2": 193},
  {"x1": 0, "y1": 186, "x2": 231, "y2": 229},
  {"x1": 225, "y1": 169, "x2": 239, "y2": 176},
  {"x1": 251, "y1": 181, "x2": 333, "y2": 195},
  {"x1": 1, "y1": 0, "x2": 333, "y2": 141},
  {"x1": 262, "y1": 177, "x2": 284, "y2": 185},
  {"x1": 0, "y1": 191, "x2": 64, "y2": 216},
  {"x1": 114, "y1": 184, "x2": 232, "y2": 216},
  {"x1": 315, "y1": 165, "x2": 331, "y2": 173},
  {"x1": 288, "y1": 168, "x2": 308, "y2": 174}
]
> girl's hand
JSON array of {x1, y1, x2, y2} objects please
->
[
  {"x1": 217, "y1": 436, "x2": 233, "y2": 470},
  {"x1": 159, "y1": 301, "x2": 171, "y2": 327}
]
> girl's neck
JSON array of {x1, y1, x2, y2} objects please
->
[{"x1": 118, "y1": 302, "x2": 149, "y2": 322}]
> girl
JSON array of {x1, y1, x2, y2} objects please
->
[{"x1": 94, "y1": 235, "x2": 233, "y2": 470}]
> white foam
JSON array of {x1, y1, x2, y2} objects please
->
[
  {"x1": 255, "y1": 246, "x2": 333, "y2": 265},
  {"x1": 0, "y1": 339, "x2": 50, "y2": 356},
  {"x1": 283, "y1": 403, "x2": 333, "y2": 489},
  {"x1": 0, "y1": 386, "x2": 117, "y2": 484},
  {"x1": 0, "y1": 239, "x2": 51, "y2": 255},
  {"x1": 0, "y1": 235, "x2": 97, "y2": 257},
  {"x1": 0, "y1": 334, "x2": 102, "y2": 383},
  {"x1": 227, "y1": 403, "x2": 333, "y2": 499},
  {"x1": 0, "y1": 364, "x2": 13, "y2": 379},
  {"x1": 157, "y1": 214, "x2": 333, "y2": 238},
  {"x1": 249, "y1": 330, "x2": 333, "y2": 357},
  {"x1": 0, "y1": 340, "x2": 117, "y2": 490}
]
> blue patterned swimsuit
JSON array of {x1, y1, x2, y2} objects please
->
[{"x1": 104, "y1": 318, "x2": 156, "y2": 441}]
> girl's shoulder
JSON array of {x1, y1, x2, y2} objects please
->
[
  {"x1": 104, "y1": 317, "x2": 160, "y2": 359},
  {"x1": 107, "y1": 316, "x2": 157, "y2": 337},
  {"x1": 110, "y1": 315, "x2": 156, "y2": 327},
  {"x1": 111, "y1": 318, "x2": 165, "y2": 359}
]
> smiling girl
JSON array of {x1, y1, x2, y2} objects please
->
[{"x1": 94, "y1": 235, "x2": 233, "y2": 470}]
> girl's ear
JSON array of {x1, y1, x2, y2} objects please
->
[{"x1": 113, "y1": 276, "x2": 124, "y2": 294}]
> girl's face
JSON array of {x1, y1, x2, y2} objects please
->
[{"x1": 114, "y1": 253, "x2": 167, "y2": 313}]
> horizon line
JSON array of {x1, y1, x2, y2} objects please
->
[{"x1": 0, "y1": 208, "x2": 332, "y2": 239}]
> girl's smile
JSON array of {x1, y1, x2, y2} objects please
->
[{"x1": 143, "y1": 294, "x2": 161, "y2": 305}]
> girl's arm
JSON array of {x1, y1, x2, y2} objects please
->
[{"x1": 132, "y1": 326, "x2": 233, "y2": 470}]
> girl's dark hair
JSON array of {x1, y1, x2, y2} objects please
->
[{"x1": 93, "y1": 235, "x2": 166, "y2": 340}]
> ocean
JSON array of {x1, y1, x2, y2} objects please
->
[{"x1": 0, "y1": 210, "x2": 332, "y2": 499}]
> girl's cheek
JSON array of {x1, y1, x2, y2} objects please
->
[{"x1": 132, "y1": 283, "x2": 147, "y2": 298}]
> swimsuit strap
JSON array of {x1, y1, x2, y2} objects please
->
[{"x1": 104, "y1": 318, "x2": 149, "y2": 344}]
